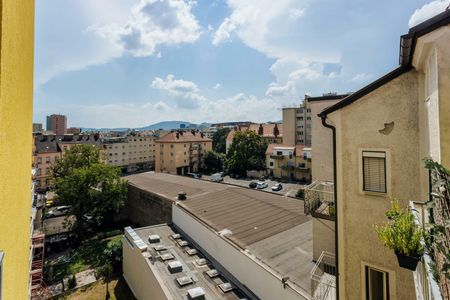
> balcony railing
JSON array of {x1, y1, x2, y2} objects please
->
[
  {"x1": 304, "y1": 181, "x2": 335, "y2": 218},
  {"x1": 270, "y1": 154, "x2": 284, "y2": 159},
  {"x1": 311, "y1": 251, "x2": 336, "y2": 300},
  {"x1": 410, "y1": 201, "x2": 443, "y2": 300}
]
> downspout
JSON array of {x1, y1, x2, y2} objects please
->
[{"x1": 320, "y1": 114, "x2": 339, "y2": 300}]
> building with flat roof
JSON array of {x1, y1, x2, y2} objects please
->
[
  {"x1": 46, "y1": 114, "x2": 67, "y2": 135},
  {"x1": 124, "y1": 172, "x2": 316, "y2": 300}
]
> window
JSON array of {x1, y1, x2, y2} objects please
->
[
  {"x1": 276, "y1": 151, "x2": 283, "y2": 156},
  {"x1": 45, "y1": 156, "x2": 50, "y2": 163},
  {"x1": 37, "y1": 157, "x2": 42, "y2": 164},
  {"x1": 362, "y1": 151, "x2": 386, "y2": 193},
  {"x1": 365, "y1": 266, "x2": 389, "y2": 300},
  {"x1": 269, "y1": 161, "x2": 274, "y2": 167}
]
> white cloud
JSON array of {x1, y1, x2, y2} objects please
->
[
  {"x1": 89, "y1": 0, "x2": 202, "y2": 57},
  {"x1": 213, "y1": 83, "x2": 222, "y2": 89},
  {"x1": 409, "y1": 0, "x2": 449, "y2": 28},
  {"x1": 151, "y1": 74, "x2": 206, "y2": 109},
  {"x1": 289, "y1": 8, "x2": 305, "y2": 20},
  {"x1": 352, "y1": 73, "x2": 374, "y2": 82}
]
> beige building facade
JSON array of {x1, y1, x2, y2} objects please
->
[
  {"x1": 265, "y1": 144, "x2": 311, "y2": 182},
  {"x1": 307, "y1": 11, "x2": 450, "y2": 300},
  {"x1": 104, "y1": 134, "x2": 156, "y2": 172},
  {"x1": 155, "y1": 130, "x2": 212, "y2": 175}
]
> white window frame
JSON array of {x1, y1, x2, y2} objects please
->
[{"x1": 359, "y1": 149, "x2": 391, "y2": 196}]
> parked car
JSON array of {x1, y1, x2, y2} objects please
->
[
  {"x1": 256, "y1": 182, "x2": 268, "y2": 189},
  {"x1": 185, "y1": 172, "x2": 202, "y2": 179},
  {"x1": 271, "y1": 183, "x2": 283, "y2": 191},
  {"x1": 47, "y1": 205, "x2": 71, "y2": 218},
  {"x1": 210, "y1": 173, "x2": 224, "y2": 182},
  {"x1": 249, "y1": 181, "x2": 257, "y2": 189}
]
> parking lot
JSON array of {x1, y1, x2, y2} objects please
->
[{"x1": 202, "y1": 175, "x2": 303, "y2": 198}]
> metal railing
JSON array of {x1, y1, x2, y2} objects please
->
[
  {"x1": 311, "y1": 251, "x2": 336, "y2": 300},
  {"x1": 410, "y1": 201, "x2": 443, "y2": 300},
  {"x1": 304, "y1": 181, "x2": 335, "y2": 217}
]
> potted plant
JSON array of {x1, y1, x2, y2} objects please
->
[
  {"x1": 328, "y1": 202, "x2": 336, "y2": 217},
  {"x1": 376, "y1": 203, "x2": 426, "y2": 271}
]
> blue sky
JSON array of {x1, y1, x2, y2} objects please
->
[{"x1": 33, "y1": 0, "x2": 449, "y2": 128}]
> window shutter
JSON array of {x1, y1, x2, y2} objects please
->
[{"x1": 363, "y1": 152, "x2": 386, "y2": 193}]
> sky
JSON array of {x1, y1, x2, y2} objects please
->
[{"x1": 33, "y1": 0, "x2": 450, "y2": 128}]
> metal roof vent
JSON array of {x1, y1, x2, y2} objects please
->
[
  {"x1": 168, "y1": 261, "x2": 183, "y2": 273},
  {"x1": 218, "y1": 282, "x2": 234, "y2": 293},
  {"x1": 187, "y1": 287, "x2": 205, "y2": 300},
  {"x1": 148, "y1": 234, "x2": 160, "y2": 243},
  {"x1": 178, "y1": 192, "x2": 187, "y2": 200}
]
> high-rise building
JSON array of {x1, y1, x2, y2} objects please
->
[
  {"x1": 46, "y1": 114, "x2": 67, "y2": 135},
  {"x1": 0, "y1": 1, "x2": 36, "y2": 299}
]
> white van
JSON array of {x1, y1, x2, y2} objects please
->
[{"x1": 210, "y1": 173, "x2": 224, "y2": 182}]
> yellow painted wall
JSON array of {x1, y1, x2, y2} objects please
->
[
  {"x1": 329, "y1": 71, "x2": 419, "y2": 300},
  {"x1": 0, "y1": 1, "x2": 35, "y2": 299}
]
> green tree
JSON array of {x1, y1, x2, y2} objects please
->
[
  {"x1": 226, "y1": 131, "x2": 268, "y2": 176},
  {"x1": 203, "y1": 151, "x2": 225, "y2": 173},
  {"x1": 51, "y1": 145, "x2": 128, "y2": 239},
  {"x1": 212, "y1": 128, "x2": 231, "y2": 153}
]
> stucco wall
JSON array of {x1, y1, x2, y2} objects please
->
[
  {"x1": 330, "y1": 71, "x2": 419, "y2": 300},
  {"x1": 312, "y1": 218, "x2": 335, "y2": 261},
  {"x1": 0, "y1": 1, "x2": 35, "y2": 299},
  {"x1": 127, "y1": 185, "x2": 173, "y2": 226},
  {"x1": 172, "y1": 204, "x2": 309, "y2": 300},
  {"x1": 309, "y1": 100, "x2": 341, "y2": 182},
  {"x1": 122, "y1": 236, "x2": 171, "y2": 300}
]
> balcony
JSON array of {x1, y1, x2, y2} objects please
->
[
  {"x1": 270, "y1": 154, "x2": 285, "y2": 159},
  {"x1": 304, "y1": 181, "x2": 335, "y2": 219},
  {"x1": 311, "y1": 251, "x2": 336, "y2": 300},
  {"x1": 410, "y1": 201, "x2": 443, "y2": 300}
]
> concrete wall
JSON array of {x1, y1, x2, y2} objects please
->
[
  {"x1": 122, "y1": 235, "x2": 171, "y2": 300},
  {"x1": 282, "y1": 108, "x2": 297, "y2": 146},
  {"x1": 312, "y1": 218, "x2": 335, "y2": 261},
  {"x1": 127, "y1": 185, "x2": 173, "y2": 227},
  {"x1": 329, "y1": 71, "x2": 419, "y2": 300},
  {"x1": 172, "y1": 204, "x2": 310, "y2": 300},
  {"x1": 309, "y1": 99, "x2": 341, "y2": 182},
  {"x1": 156, "y1": 141, "x2": 212, "y2": 174},
  {"x1": 0, "y1": 1, "x2": 35, "y2": 299}
]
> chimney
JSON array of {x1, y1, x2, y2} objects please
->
[
  {"x1": 258, "y1": 124, "x2": 264, "y2": 135},
  {"x1": 176, "y1": 132, "x2": 180, "y2": 139},
  {"x1": 178, "y1": 192, "x2": 187, "y2": 200}
]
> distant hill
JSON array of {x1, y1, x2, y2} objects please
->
[{"x1": 81, "y1": 121, "x2": 213, "y2": 132}]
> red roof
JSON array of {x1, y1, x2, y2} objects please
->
[{"x1": 226, "y1": 124, "x2": 283, "y2": 142}]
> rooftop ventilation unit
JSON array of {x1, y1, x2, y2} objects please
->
[
  {"x1": 160, "y1": 252, "x2": 174, "y2": 261},
  {"x1": 170, "y1": 233, "x2": 182, "y2": 240},
  {"x1": 176, "y1": 276, "x2": 193, "y2": 287},
  {"x1": 218, "y1": 282, "x2": 234, "y2": 293},
  {"x1": 177, "y1": 239, "x2": 189, "y2": 247},
  {"x1": 195, "y1": 258, "x2": 207, "y2": 266},
  {"x1": 168, "y1": 261, "x2": 183, "y2": 273},
  {"x1": 152, "y1": 245, "x2": 166, "y2": 251},
  {"x1": 206, "y1": 269, "x2": 219, "y2": 278},
  {"x1": 178, "y1": 192, "x2": 187, "y2": 200},
  {"x1": 148, "y1": 234, "x2": 160, "y2": 243},
  {"x1": 187, "y1": 287, "x2": 205, "y2": 300},
  {"x1": 185, "y1": 248, "x2": 197, "y2": 256}
]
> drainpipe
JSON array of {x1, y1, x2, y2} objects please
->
[{"x1": 320, "y1": 114, "x2": 339, "y2": 300}]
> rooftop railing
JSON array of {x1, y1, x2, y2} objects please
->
[{"x1": 311, "y1": 251, "x2": 336, "y2": 300}]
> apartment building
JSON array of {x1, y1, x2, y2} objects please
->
[
  {"x1": 155, "y1": 130, "x2": 212, "y2": 175},
  {"x1": 225, "y1": 123, "x2": 283, "y2": 152},
  {"x1": 104, "y1": 134, "x2": 156, "y2": 172},
  {"x1": 265, "y1": 144, "x2": 311, "y2": 182},
  {"x1": 0, "y1": 1, "x2": 35, "y2": 299},
  {"x1": 33, "y1": 134, "x2": 103, "y2": 191},
  {"x1": 283, "y1": 94, "x2": 349, "y2": 147},
  {"x1": 46, "y1": 114, "x2": 67, "y2": 135},
  {"x1": 123, "y1": 173, "x2": 314, "y2": 300},
  {"x1": 66, "y1": 127, "x2": 81, "y2": 134},
  {"x1": 305, "y1": 10, "x2": 450, "y2": 300}
]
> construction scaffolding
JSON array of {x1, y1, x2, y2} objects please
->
[{"x1": 30, "y1": 232, "x2": 52, "y2": 300}]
